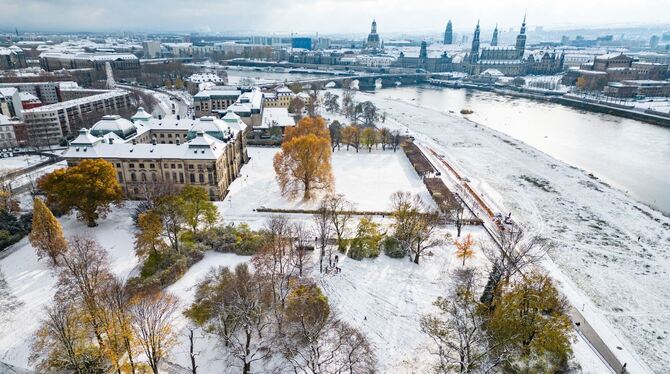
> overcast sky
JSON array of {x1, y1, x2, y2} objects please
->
[{"x1": 2, "y1": 0, "x2": 669, "y2": 35}]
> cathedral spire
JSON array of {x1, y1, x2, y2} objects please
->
[{"x1": 491, "y1": 23, "x2": 498, "y2": 46}]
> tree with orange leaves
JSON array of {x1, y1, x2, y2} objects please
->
[
  {"x1": 455, "y1": 233, "x2": 475, "y2": 266},
  {"x1": 274, "y1": 134, "x2": 333, "y2": 200},
  {"x1": 283, "y1": 116, "x2": 330, "y2": 143}
]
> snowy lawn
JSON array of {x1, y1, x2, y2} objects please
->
[{"x1": 219, "y1": 146, "x2": 434, "y2": 227}]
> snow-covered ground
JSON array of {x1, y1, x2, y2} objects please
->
[
  {"x1": 351, "y1": 89, "x2": 669, "y2": 373},
  {"x1": 0, "y1": 206, "x2": 139, "y2": 367},
  {"x1": 0, "y1": 155, "x2": 49, "y2": 174},
  {"x1": 2, "y1": 161, "x2": 67, "y2": 192},
  {"x1": 218, "y1": 146, "x2": 434, "y2": 227}
]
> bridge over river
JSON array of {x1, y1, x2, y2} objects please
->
[{"x1": 258, "y1": 72, "x2": 438, "y2": 90}]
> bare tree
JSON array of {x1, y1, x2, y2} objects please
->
[
  {"x1": 325, "y1": 194, "x2": 354, "y2": 252},
  {"x1": 292, "y1": 221, "x2": 313, "y2": 277},
  {"x1": 480, "y1": 226, "x2": 547, "y2": 307},
  {"x1": 55, "y1": 236, "x2": 114, "y2": 349},
  {"x1": 421, "y1": 268, "x2": 504, "y2": 373},
  {"x1": 130, "y1": 291, "x2": 179, "y2": 374},
  {"x1": 313, "y1": 198, "x2": 334, "y2": 273}
]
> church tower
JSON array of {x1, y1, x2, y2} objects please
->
[
  {"x1": 515, "y1": 14, "x2": 527, "y2": 59},
  {"x1": 491, "y1": 24, "x2": 498, "y2": 46},
  {"x1": 470, "y1": 20, "x2": 480, "y2": 64},
  {"x1": 444, "y1": 20, "x2": 453, "y2": 44}
]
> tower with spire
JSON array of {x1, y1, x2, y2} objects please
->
[
  {"x1": 470, "y1": 20, "x2": 480, "y2": 64},
  {"x1": 515, "y1": 14, "x2": 527, "y2": 58},
  {"x1": 444, "y1": 20, "x2": 453, "y2": 44},
  {"x1": 491, "y1": 24, "x2": 498, "y2": 46},
  {"x1": 365, "y1": 18, "x2": 382, "y2": 52}
]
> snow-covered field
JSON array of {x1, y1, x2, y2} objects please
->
[
  {"x1": 354, "y1": 89, "x2": 669, "y2": 373},
  {"x1": 218, "y1": 146, "x2": 434, "y2": 227}
]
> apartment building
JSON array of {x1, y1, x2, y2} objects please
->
[{"x1": 22, "y1": 90, "x2": 133, "y2": 146}]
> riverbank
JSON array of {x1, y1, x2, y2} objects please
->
[
  {"x1": 429, "y1": 81, "x2": 670, "y2": 128},
  {"x1": 353, "y1": 88, "x2": 669, "y2": 372}
]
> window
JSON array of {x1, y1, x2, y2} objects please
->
[
  {"x1": 129, "y1": 163, "x2": 135, "y2": 168},
  {"x1": 208, "y1": 173, "x2": 213, "y2": 185},
  {"x1": 164, "y1": 164, "x2": 169, "y2": 168},
  {"x1": 168, "y1": 134, "x2": 172, "y2": 138},
  {"x1": 141, "y1": 173, "x2": 146, "y2": 181},
  {"x1": 188, "y1": 165, "x2": 194, "y2": 169},
  {"x1": 150, "y1": 163, "x2": 155, "y2": 169},
  {"x1": 165, "y1": 172, "x2": 170, "y2": 180},
  {"x1": 117, "y1": 172, "x2": 123, "y2": 181},
  {"x1": 172, "y1": 172, "x2": 177, "y2": 181},
  {"x1": 130, "y1": 172, "x2": 136, "y2": 182},
  {"x1": 190, "y1": 174, "x2": 195, "y2": 183},
  {"x1": 199, "y1": 174, "x2": 204, "y2": 183},
  {"x1": 179, "y1": 173, "x2": 184, "y2": 183},
  {"x1": 139, "y1": 163, "x2": 145, "y2": 169},
  {"x1": 115, "y1": 163, "x2": 121, "y2": 168},
  {"x1": 171, "y1": 164, "x2": 175, "y2": 169},
  {"x1": 178, "y1": 164, "x2": 182, "y2": 169}
]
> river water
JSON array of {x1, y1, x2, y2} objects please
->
[
  {"x1": 371, "y1": 85, "x2": 670, "y2": 215},
  {"x1": 228, "y1": 69, "x2": 670, "y2": 214}
]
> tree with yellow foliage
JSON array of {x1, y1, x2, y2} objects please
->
[
  {"x1": 274, "y1": 134, "x2": 333, "y2": 200},
  {"x1": 134, "y1": 210, "x2": 166, "y2": 258},
  {"x1": 283, "y1": 116, "x2": 330, "y2": 143},
  {"x1": 455, "y1": 233, "x2": 475, "y2": 266},
  {"x1": 29, "y1": 198, "x2": 67, "y2": 266},
  {"x1": 0, "y1": 189, "x2": 19, "y2": 213},
  {"x1": 341, "y1": 125, "x2": 361, "y2": 152},
  {"x1": 38, "y1": 159, "x2": 123, "y2": 227}
]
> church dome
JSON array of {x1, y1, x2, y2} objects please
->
[
  {"x1": 187, "y1": 116, "x2": 232, "y2": 141},
  {"x1": 90, "y1": 115, "x2": 137, "y2": 139}
]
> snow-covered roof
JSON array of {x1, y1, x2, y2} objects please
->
[
  {"x1": 260, "y1": 108, "x2": 295, "y2": 129},
  {"x1": 23, "y1": 90, "x2": 129, "y2": 112},
  {"x1": 18, "y1": 92, "x2": 40, "y2": 102},
  {"x1": 131, "y1": 107, "x2": 153, "y2": 122},
  {"x1": 222, "y1": 110, "x2": 247, "y2": 133},
  {"x1": 90, "y1": 115, "x2": 138, "y2": 139},
  {"x1": 64, "y1": 129, "x2": 232, "y2": 161},
  {"x1": 481, "y1": 69, "x2": 504, "y2": 77},
  {"x1": 0, "y1": 87, "x2": 18, "y2": 97},
  {"x1": 187, "y1": 116, "x2": 234, "y2": 141}
]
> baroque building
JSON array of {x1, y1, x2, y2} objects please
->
[
  {"x1": 62, "y1": 107, "x2": 249, "y2": 200},
  {"x1": 365, "y1": 19, "x2": 383, "y2": 53}
]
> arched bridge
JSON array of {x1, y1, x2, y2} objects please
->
[{"x1": 259, "y1": 73, "x2": 431, "y2": 90}]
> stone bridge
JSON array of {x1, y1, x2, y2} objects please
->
[{"x1": 259, "y1": 73, "x2": 431, "y2": 90}]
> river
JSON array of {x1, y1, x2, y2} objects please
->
[
  {"x1": 373, "y1": 86, "x2": 670, "y2": 215},
  {"x1": 228, "y1": 69, "x2": 670, "y2": 215}
]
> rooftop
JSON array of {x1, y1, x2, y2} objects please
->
[{"x1": 23, "y1": 90, "x2": 129, "y2": 112}]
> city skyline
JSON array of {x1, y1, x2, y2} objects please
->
[{"x1": 2, "y1": 0, "x2": 670, "y2": 34}]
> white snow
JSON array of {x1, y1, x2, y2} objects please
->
[
  {"x1": 218, "y1": 146, "x2": 434, "y2": 227},
  {"x1": 0, "y1": 155, "x2": 49, "y2": 173},
  {"x1": 347, "y1": 88, "x2": 667, "y2": 373},
  {"x1": 0, "y1": 206, "x2": 139, "y2": 367}
]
